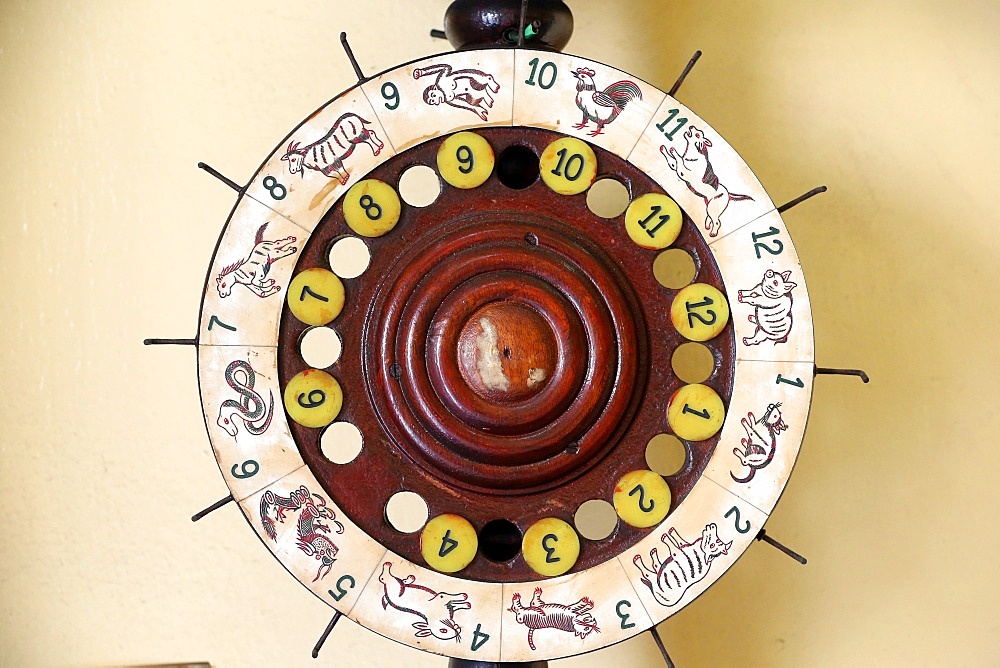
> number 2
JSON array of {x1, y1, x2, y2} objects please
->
[
  {"x1": 629, "y1": 484, "x2": 655, "y2": 512},
  {"x1": 725, "y1": 506, "x2": 752, "y2": 534}
]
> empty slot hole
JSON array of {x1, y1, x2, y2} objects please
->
[
  {"x1": 646, "y1": 433, "x2": 689, "y2": 477},
  {"x1": 497, "y1": 145, "x2": 540, "y2": 190},
  {"x1": 328, "y1": 236, "x2": 371, "y2": 279},
  {"x1": 478, "y1": 519, "x2": 522, "y2": 562},
  {"x1": 385, "y1": 491, "x2": 429, "y2": 533},
  {"x1": 320, "y1": 422, "x2": 364, "y2": 465},
  {"x1": 398, "y1": 165, "x2": 441, "y2": 207},
  {"x1": 671, "y1": 342, "x2": 716, "y2": 384},
  {"x1": 574, "y1": 499, "x2": 618, "y2": 541},
  {"x1": 586, "y1": 178, "x2": 631, "y2": 218},
  {"x1": 653, "y1": 248, "x2": 697, "y2": 289},
  {"x1": 299, "y1": 327, "x2": 342, "y2": 369}
]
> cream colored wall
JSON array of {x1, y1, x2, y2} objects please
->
[{"x1": 2, "y1": 1, "x2": 998, "y2": 666}]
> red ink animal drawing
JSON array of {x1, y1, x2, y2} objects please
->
[
  {"x1": 731, "y1": 403, "x2": 787, "y2": 483},
  {"x1": 378, "y1": 562, "x2": 471, "y2": 642},
  {"x1": 571, "y1": 68, "x2": 642, "y2": 137},
  {"x1": 660, "y1": 126, "x2": 753, "y2": 237},
  {"x1": 215, "y1": 223, "x2": 297, "y2": 299},
  {"x1": 738, "y1": 269, "x2": 797, "y2": 346},
  {"x1": 508, "y1": 588, "x2": 600, "y2": 651},
  {"x1": 633, "y1": 524, "x2": 732, "y2": 607},
  {"x1": 259, "y1": 485, "x2": 345, "y2": 582},
  {"x1": 281, "y1": 112, "x2": 384, "y2": 186},
  {"x1": 413, "y1": 64, "x2": 500, "y2": 121},
  {"x1": 217, "y1": 360, "x2": 273, "y2": 437}
]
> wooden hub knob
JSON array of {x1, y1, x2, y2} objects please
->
[{"x1": 457, "y1": 301, "x2": 557, "y2": 403}]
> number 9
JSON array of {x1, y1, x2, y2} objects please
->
[{"x1": 382, "y1": 82, "x2": 400, "y2": 110}]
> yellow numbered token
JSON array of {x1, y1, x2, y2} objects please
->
[
  {"x1": 343, "y1": 179, "x2": 401, "y2": 237},
  {"x1": 625, "y1": 193, "x2": 683, "y2": 249},
  {"x1": 540, "y1": 137, "x2": 598, "y2": 196},
  {"x1": 522, "y1": 517, "x2": 580, "y2": 577},
  {"x1": 420, "y1": 514, "x2": 478, "y2": 573},
  {"x1": 287, "y1": 268, "x2": 345, "y2": 326},
  {"x1": 284, "y1": 369, "x2": 343, "y2": 428},
  {"x1": 613, "y1": 470, "x2": 672, "y2": 528},
  {"x1": 437, "y1": 132, "x2": 494, "y2": 189},
  {"x1": 670, "y1": 283, "x2": 730, "y2": 341},
  {"x1": 667, "y1": 383, "x2": 725, "y2": 441}
]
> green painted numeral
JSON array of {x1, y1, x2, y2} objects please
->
[
  {"x1": 616, "y1": 600, "x2": 636, "y2": 630},
  {"x1": 656, "y1": 108, "x2": 688, "y2": 140},
  {"x1": 381, "y1": 82, "x2": 400, "y2": 110},
  {"x1": 629, "y1": 484, "x2": 655, "y2": 512},
  {"x1": 752, "y1": 226, "x2": 784, "y2": 259},
  {"x1": 262, "y1": 175, "x2": 287, "y2": 200},
  {"x1": 471, "y1": 624, "x2": 490, "y2": 651},
  {"x1": 776, "y1": 374, "x2": 804, "y2": 388},
  {"x1": 230, "y1": 460, "x2": 259, "y2": 479},
  {"x1": 725, "y1": 506, "x2": 752, "y2": 534},
  {"x1": 208, "y1": 315, "x2": 236, "y2": 332},
  {"x1": 525, "y1": 58, "x2": 558, "y2": 89},
  {"x1": 329, "y1": 574, "x2": 356, "y2": 601}
]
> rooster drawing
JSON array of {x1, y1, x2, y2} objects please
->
[{"x1": 571, "y1": 67, "x2": 643, "y2": 136}]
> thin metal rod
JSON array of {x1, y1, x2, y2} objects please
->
[
  {"x1": 430, "y1": 28, "x2": 447, "y2": 40},
  {"x1": 311, "y1": 611, "x2": 342, "y2": 659},
  {"x1": 340, "y1": 32, "x2": 366, "y2": 82},
  {"x1": 756, "y1": 530, "x2": 807, "y2": 565},
  {"x1": 144, "y1": 338, "x2": 197, "y2": 346},
  {"x1": 815, "y1": 366, "x2": 870, "y2": 383},
  {"x1": 668, "y1": 50, "x2": 702, "y2": 97},
  {"x1": 191, "y1": 495, "x2": 234, "y2": 522},
  {"x1": 518, "y1": 0, "x2": 529, "y2": 47},
  {"x1": 197, "y1": 162, "x2": 242, "y2": 193},
  {"x1": 777, "y1": 186, "x2": 828, "y2": 214},
  {"x1": 649, "y1": 625, "x2": 676, "y2": 668}
]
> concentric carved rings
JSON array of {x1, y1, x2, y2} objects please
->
[{"x1": 366, "y1": 211, "x2": 649, "y2": 493}]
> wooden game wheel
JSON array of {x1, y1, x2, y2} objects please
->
[{"x1": 195, "y1": 45, "x2": 815, "y2": 663}]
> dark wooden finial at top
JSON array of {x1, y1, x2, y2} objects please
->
[{"x1": 444, "y1": 0, "x2": 573, "y2": 51}]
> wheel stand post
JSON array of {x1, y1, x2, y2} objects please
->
[{"x1": 449, "y1": 660, "x2": 548, "y2": 668}]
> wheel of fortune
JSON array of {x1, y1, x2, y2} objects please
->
[{"x1": 190, "y1": 2, "x2": 815, "y2": 663}]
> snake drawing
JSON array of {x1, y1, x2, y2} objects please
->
[{"x1": 217, "y1": 360, "x2": 274, "y2": 437}]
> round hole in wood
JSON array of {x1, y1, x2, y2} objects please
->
[
  {"x1": 573, "y1": 499, "x2": 618, "y2": 541},
  {"x1": 398, "y1": 165, "x2": 441, "y2": 207},
  {"x1": 299, "y1": 326, "x2": 342, "y2": 369},
  {"x1": 653, "y1": 248, "x2": 697, "y2": 289},
  {"x1": 586, "y1": 178, "x2": 630, "y2": 219},
  {"x1": 328, "y1": 236, "x2": 371, "y2": 279},
  {"x1": 496, "y1": 145, "x2": 540, "y2": 189},
  {"x1": 671, "y1": 342, "x2": 716, "y2": 384},
  {"x1": 645, "y1": 433, "x2": 689, "y2": 477},
  {"x1": 385, "y1": 491, "x2": 429, "y2": 534},
  {"x1": 478, "y1": 519, "x2": 522, "y2": 562},
  {"x1": 320, "y1": 422, "x2": 364, "y2": 465}
]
